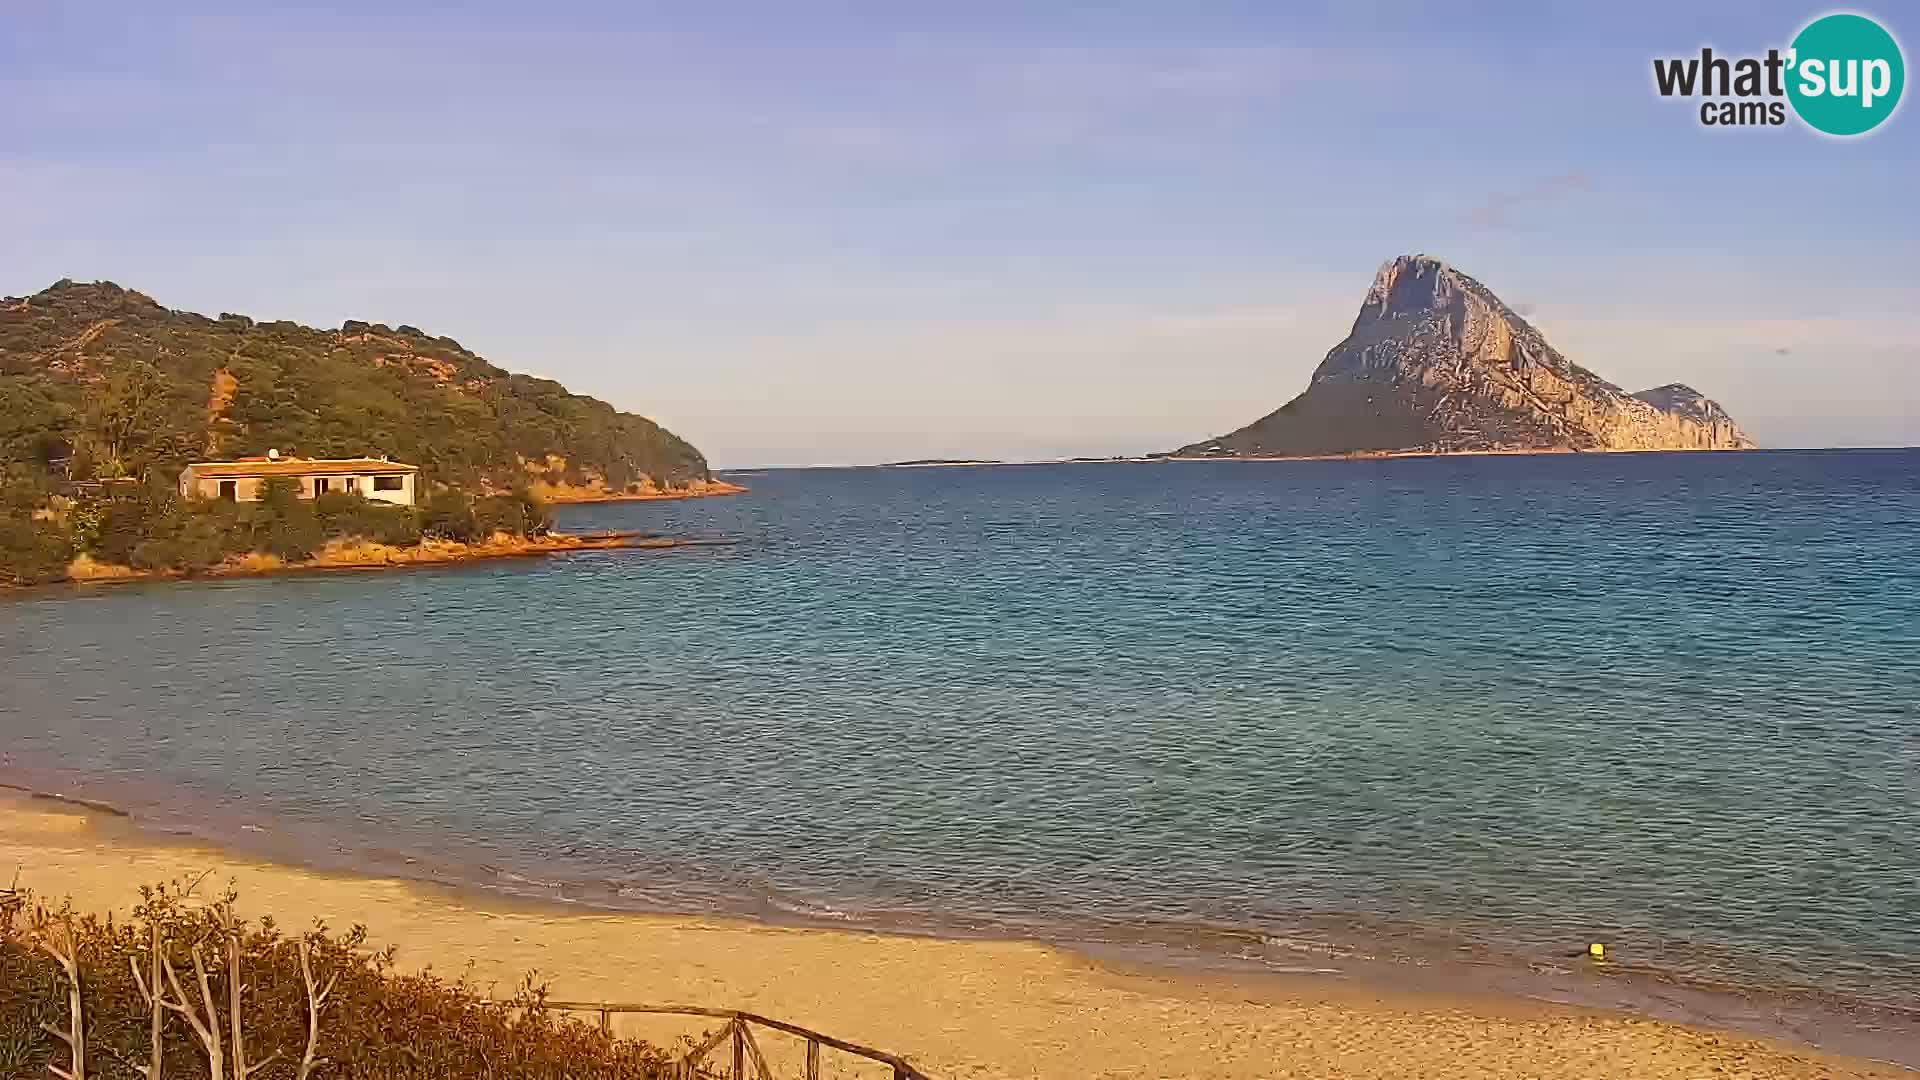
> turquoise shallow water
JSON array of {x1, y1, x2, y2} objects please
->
[{"x1": 3, "y1": 451, "x2": 1918, "y2": 1016}]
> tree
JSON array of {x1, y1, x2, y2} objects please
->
[
  {"x1": 474, "y1": 487, "x2": 551, "y2": 538},
  {"x1": 313, "y1": 490, "x2": 420, "y2": 546},
  {"x1": 72, "y1": 361, "x2": 197, "y2": 481},
  {"x1": 0, "y1": 377, "x2": 73, "y2": 473},
  {"x1": 0, "y1": 518, "x2": 74, "y2": 586},
  {"x1": 250, "y1": 478, "x2": 322, "y2": 561},
  {"x1": 419, "y1": 489, "x2": 479, "y2": 542}
]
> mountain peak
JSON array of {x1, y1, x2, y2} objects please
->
[
  {"x1": 1176, "y1": 256, "x2": 1756, "y2": 458},
  {"x1": 25, "y1": 278, "x2": 164, "y2": 312},
  {"x1": 1355, "y1": 254, "x2": 1457, "y2": 326}
]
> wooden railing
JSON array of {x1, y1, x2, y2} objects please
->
[{"x1": 542, "y1": 1001, "x2": 933, "y2": 1080}]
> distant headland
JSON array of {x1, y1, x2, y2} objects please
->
[
  {"x1": 881, "y1": 458, "x2": 1007, "y2": 467},
  {"x1": 0, "y1": 280, "x2": 741, "y2": 586}
]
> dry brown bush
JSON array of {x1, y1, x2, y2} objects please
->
[{"x1": 0, "y1": 878, "x2": 675, "y2": 1079}]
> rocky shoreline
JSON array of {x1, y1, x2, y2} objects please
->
[
  {"x1": 536, "y1": 478, "x2": 750, "y2": 504},
  {"x1": 41, "y1": 530, "x2": 732, "y2": 589}
]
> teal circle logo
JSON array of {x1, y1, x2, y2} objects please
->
[{"x1": 1787, "y1": 13, "x2": 1905, "y2": 136}]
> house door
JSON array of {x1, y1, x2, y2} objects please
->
[
  {"x1": 313, "y1": 478, "x2": 329, "y2": 498},
  {"x1": 219, "y1": 480, "x2": 237, "y2": 501}
]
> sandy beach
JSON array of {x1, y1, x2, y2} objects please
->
[{"x1": 0, "y1": 797, "x2": 1902, "y2": 1080}]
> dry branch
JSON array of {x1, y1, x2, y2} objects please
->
[
  {"x1": 159, "y1": 943, "x2": 224, "y2": 1080},
  {"x1": 680, "y1": 1020, "x2": 735, "y2": 1078},
  {"x1": 28, "y1": 909, "x2": 87, "y2": 1080},
  {"x1": 296, "y1": 936, "x2": 338, "y2": 1080},
  {"x1": 126, "y1": 922, "x2": 166, "y2": 1080},
  {"x1": 224, "y1": 907, "x2": 277, "y2": 1080}
]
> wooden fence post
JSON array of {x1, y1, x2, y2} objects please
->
[
  {"x1": 740, "y1": 1022, "x2": 775, "y2": 1080},
  {"x1": 534, "y1": 1002, "x2": 922, "y2": 1079}
]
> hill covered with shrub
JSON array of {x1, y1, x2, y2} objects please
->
[{"x1": 0, "y1": 279, "x2": 712, "y2": 496}]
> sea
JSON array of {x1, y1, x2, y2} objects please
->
[{"x1": 3, "y1": 451, "x2": 1917, "y2": 1061}]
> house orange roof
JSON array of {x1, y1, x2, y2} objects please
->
[{"x1": 183, "y1": 457, "x2": 419, "y2": 479}]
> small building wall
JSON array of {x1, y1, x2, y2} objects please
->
[
  {"x1": 363, "y1": 472, "x2": 415, "y2": 506},
  {"x1": 181, "y1": 468, "x2": 418, "y2": 506},
  {"x1": 183, "y1": 474, "x2": 260, "y2": 502}
]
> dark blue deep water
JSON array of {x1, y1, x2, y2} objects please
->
[{"x1": 4, "y1": 451, "x2": 1918, "y2": 1011}]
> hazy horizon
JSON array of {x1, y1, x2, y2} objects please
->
[{"x1": 6, "y1": 3, "x2": 1915, "y2": 467}]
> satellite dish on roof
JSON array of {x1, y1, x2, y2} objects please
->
[{"x1": 267, "y1": 448, "x2": 280, "y2": 461}]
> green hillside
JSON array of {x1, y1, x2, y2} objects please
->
[{"x1": 0, "y1": 279, "x2": 710, "y2": 493}]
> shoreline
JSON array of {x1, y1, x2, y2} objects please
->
[
  {"x1": 0, "y1": 784, "x2": 1910, "y2": 1077},
  {"x1": 797, "y1": 446, "x2": 1796, "y2": 471},
  {"x1": 10, "y1": 530, "x2": 736, "y2": 592},
  {"x1": 541, "y1": 479, "x2": 750, "y2": 504},
  {"x1": 0, "y1": 477, "x2": 750, "y2": 591}
]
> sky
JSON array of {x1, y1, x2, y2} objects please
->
[{"x1": 4, "y1": 2, "x2": 1916, "y2": 466}]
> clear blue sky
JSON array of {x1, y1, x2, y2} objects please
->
[{"x1": 5, "y1": 2, "x2": 1915, "y2": 465}]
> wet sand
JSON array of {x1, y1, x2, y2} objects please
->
[{"x1": 0, "y1": 797, "x2": 1904, "y2": 1080}]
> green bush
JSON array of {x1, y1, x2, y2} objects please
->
[
  {"x1": 311, "y1": 490, "x2": 361, "y2": 529},
  {"x1": 81, "y1": 485, "x2": 246, "y2": 574},
  {"x1": 0, "y1": 517, "x2": 73, "y2": 586},
  {"x1": 128, "y1": 536, "x2": 183, "y2": 572},
  {"x1": 362, "y1": 504, "x2": 422, "y2": 546},
  {"x1": 474, "y1": 488, "x2": 550, "y2": 538},
  {"x1": 4, "y1": 472, "x2": 535, "y2": 581},
  {"x1": 0, "y1": 466, "x2": 50, "y2": 515},
  {"x1": 182, "y1": 499, "x2": 249, "y2": 564},
  {"x1": 419, "y1": 489, "x2": 480, "y2": 542},
  {"x1": 249, "y1": 478, "x2": 323, "y2": 561},
  {"x1": 314, "y1": 490, "x2": 422, "y2": 546},
  {"x1": 90, "y1": 491, "x2": 161, "y2": 566}
]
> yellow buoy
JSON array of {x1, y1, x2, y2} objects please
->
[{"x1": 1588, "y1": 943, "x2": 1607, "y2": 960}]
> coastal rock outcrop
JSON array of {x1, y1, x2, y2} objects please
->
[{"x1": 1175, "y1": 255, "x2": 1757, "y2": 457}]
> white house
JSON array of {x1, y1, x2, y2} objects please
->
[{"x1": 178, "y1": 454, "x2": 419, "y2": 506}]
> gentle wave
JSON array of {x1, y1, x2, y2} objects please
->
[{"x1": 4, "y1": 451, "x2": 1918, "y2": 1061}]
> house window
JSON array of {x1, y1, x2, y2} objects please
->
[
  {"x1": 373, "y1": 475, "x2": 405, "y2": 491},
  {"x1": 218, "y1": 480, "x2": 238, "y2": 501},
  {"x1": 313, "y1": 478, "x2": 330, "y2": 497},
  {"x1": 342, "y1": 476, "x2": 358, "y2": 494}
]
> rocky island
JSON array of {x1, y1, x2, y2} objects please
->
[{"x1": 1174, "y1": 255, "x2": 1756, "y2": 458}]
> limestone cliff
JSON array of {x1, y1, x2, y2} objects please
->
[{"x1": 1176, "y1": 255, "x2": 1756, "y2": 457}]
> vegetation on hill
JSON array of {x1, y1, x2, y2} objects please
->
[
  {"x1": 0, "y1": 280, "x2": 711, "y2": 495},
  {"x1": 0, "y1": 879, "x2": 674, "y2": 1079},
  {"x1": 0, "y1": 472, "x2": 550, "y2": 587},
  {"x1": 0, "y1": 277, "x2": 715, "y2": 585}
]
